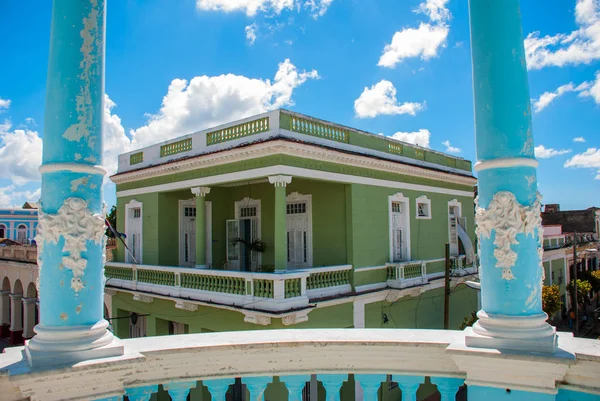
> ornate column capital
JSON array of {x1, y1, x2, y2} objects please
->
[
  {"x1": 268, "y1": 175, "x2": 292, "y2": 187},
  {"x1": 191, "y1": 186, "x2": 211, "y2": 197}
]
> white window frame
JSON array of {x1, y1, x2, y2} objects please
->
[
  {"x1": 286, "y1": 192, "x2": 313, "y2": 269},
  {"x1": 448, "y1": 199, "x2": 463, "y2": 257},
  {"x1": 178, "y1": 199, "x2": 196, "y2": 267},
  {"x1": 388, "y1": 192, "x2": 411, "y2": 262},
  {"x1": 415, "y1": 195, "x2": 432, "y2": 220},
  {"x1": 125, "y1": 199, "x2": 143, "y2": 264},
  {"x1": 17, "y1": 224, "x2": 27, "y2": 244}
]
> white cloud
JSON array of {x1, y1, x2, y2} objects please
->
[
  {"x1": 195, "y1": 0, "x2": 294, "y2": 16},
  {"x1": 245, "y1": 23, "x2": 258, "y2": 45},
  {"x1": 354, "y1": 80, "x2": 424, "y2": 118},
  {"x1": 564, "y1": 148, "x2": 600, "y2": 179},
  {"x1": 378, "y1": 0, "x2": 450, "y2": 68},
  {"x1": 442, "y1": 140, "x2": 461, "y2": 153},
  {"x1": 414, "y1": 0, "x2": 450, "y2": 23},
  {"x1": 525, "y1": 0, "x2": 600, "y2": 70},
  {"x1": 0, "y1": 98, "x2": 10, "y2": 111},
  {"x1": 534, "y1": 145, "x2": 572, "y2": 159},
  {"x1": 532, "y1": 81, "x2": 591, "y2": 112},
  {"x1": 24, "y1": 117, "x2": 36, "y2": 126},
  {"x1": 129, "y1": 59, "x2": 318, "y2": 148},
  {"x1": 103, "y1": 95, "x2": 133, "y2": 177},
  {"x1": 0, "y1": 121, "x2": 42, "y2": 186},
  {"x1": 579, "y1": 70, "x2": 600, "y2": 104},
  {"x1": 196, "y1": 0, "x2": 332, "y2": 18},
  {"x1": 378, "y1": 23, "x2": 449, "y2": 68},
  {"x1": 304, "y1": 0, "x2": 333, "y2": 18},
  {"x1": 574, "y1": 136, "x2": 586, "y2": 142},
  {"x1": 0, "y1": 185, "x2": 41, "y2": 208},
  {"x1": 389, "y1": 129, "x2": 431, "y2": 148}
]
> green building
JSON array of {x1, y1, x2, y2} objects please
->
[{"x1": 105, "y1": 109, "x2": 479, "y2": 340}]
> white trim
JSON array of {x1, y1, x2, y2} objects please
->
[
  {"x1": 124, "y1": 199, "x2": 143, "y2": 264},
  {"x1": 116, "y1": 165, "x2": 474, "y2": 199},
  {"x1": 415, "y1": 195, "x2": 432, "y2": 220},
  {"x1": 39, "y1": 163, "x2": 106, "y2": 175},
  {"x1": 389, "y1": 193, "x2": 411, "y2": 263},
  {"x1": 354, "y1": 282, "x2": 388, "y2": 293},
  {"x1": 286, "y1": 192, "x2": 313, "y2": 269},
  {"x1": 112, "y1": 140, "x2": 476, "y2": 186},
  {"x1": 354, "y1": 265, "x2": 387, "y2": 273},
  {"x1": 474, "y1": 157, "x2": 539, "y2": 171}
]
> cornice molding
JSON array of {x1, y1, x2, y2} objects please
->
[{"x1": 111, "y1": 140, "x2": 476, "y2": 187}]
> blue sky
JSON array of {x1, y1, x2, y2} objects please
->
[{"x1": 0, "y1": 0, "x2": 598, "y2": 209}]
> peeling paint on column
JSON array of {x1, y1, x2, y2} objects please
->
[
  {"x1": 62, "y1": 0, "x2": 102, "y2": 145},
  {"x1": 70, "y1": 176, "x2": 90, "y2": 192},
  {"x1": 60, "y1": 312, "x2": 68, "y2": 321}
]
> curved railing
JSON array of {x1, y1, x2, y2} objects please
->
[{"x1": 1, "y1": 328, "x2": 598, "y2": 401}]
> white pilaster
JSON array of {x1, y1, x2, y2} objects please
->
[
  {"x1": 22, "y1": 297, "x2": 37, "y2": 339},
  {"x1": 9, "y1": 293, "x2": 23, "y2": 332},
  {"x1": 0, "y1": 290, "x2": 10, "y2": 326}
]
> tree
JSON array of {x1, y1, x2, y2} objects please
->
[
  {"x1": 583, "y1": 270, "x2": 600, "y2": 294},
  {"x1": 106, "y1": 205, "x2": 117, "y2": 238},
  {"x1": 459, "y1": 311, "x2": 478, "y2": 330},
  {"x1": 542, "y1": 285, "x2": 562, "y2": 318},
  {"x1": 567, "y1": 279, "x2": 592, "y2": 308}
]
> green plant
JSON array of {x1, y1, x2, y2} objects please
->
[
  {"x1": 232, "y1": 238, "x2": 267, "y2": 253},
  {"x1": 567, "y1": 279, "x2": 592, "y2": 307},
  {"x1": 459, "y1": 311, "x2": 478, "y2": 330},
  {"x1": 105, "y1": 205, "x2": 117, "y2": 238},
  {"x1": 259, "y1": 265, "x2": 275, "y2": 273},
  {"x1": 583, "y1": 270, "x2": 600, "y2": 293},
  {"x1": 542, "y1": 284, "x2": 562, "y2": 318}
]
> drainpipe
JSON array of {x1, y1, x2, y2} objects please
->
[{"x1": 466, "y1": 0, "x2": 556, "y2": 353}]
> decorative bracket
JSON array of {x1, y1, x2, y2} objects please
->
[
  {"x1": 175, "y1": 301, "x2": 198, "y2": 311},
  {"x1": 133, "y1": 294, "x2": 154, "y2": 303}
]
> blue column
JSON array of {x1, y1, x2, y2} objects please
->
[
  {"x1": 354, "y1": 374, "x2": 386, "y2": 401},
  {"x1": 281, "y1": 375, "x2": 310, "y2": 401},
  {"x1": 317, "y1": 374, "x2": 348, "y2": 401},
  {"x1": 25, "y1": 0, "x2": 122, "y2": 366},
  {"x1": 466, "y1": 0, "x2": 556, "y2": 353},
  {"x1": 392, "y1": 375, "x2": 423, "y2": 401},
  {"x1": 203, "y1": 378, "x2": 235, "y2": 401}
]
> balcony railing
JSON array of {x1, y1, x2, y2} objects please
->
[
  {"x1": 0, "y1": 245, "x2": 37, "y2": 262},
  {"x1": 1, "y1": 328, "x2": 598, "y2": 401},
  {"x1": 386, "y1": 260, "x2": 429, "y2": 289},
  {"x1": 105, "y1": 263, "x2": 355, "y2": 312}
]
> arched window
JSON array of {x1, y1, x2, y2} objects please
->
[
  {"x1": 17, "y1": 224, "x2": 27, "y2": 244},
  {"x1": 0, "y1": 224, "x2": 6, "y2": 239}
]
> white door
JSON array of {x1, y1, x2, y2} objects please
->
[
  {"x1": 127, "y1": 207, "x2": 142, "y2": 264},
  {"x1": 180, "y1": 200, "x2": 196, "y2": 267},
  {"x1": 391, "y1": 201, "x2": 407, "y2": 262},
  {"x1": 449, "y1": 206, "x2": 459, "y2": 256},
  {"x1": 287, "y1": 201, "x2": 310, "y2": 269},
  {"x1": 17, "y1": 225, "x2": 27, "y2": 244}
]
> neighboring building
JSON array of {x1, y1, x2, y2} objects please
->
[
  {"x1": 105, "y1": 109, "x2": 479, "y2": 337},
  {"x1": 541, "y1": 225, "x2": 568, "y2": 314},
  {"x1": 0, "y1": 202, "x2": 38, "y2": 245}
]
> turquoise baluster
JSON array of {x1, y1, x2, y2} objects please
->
[
  {"x1": 317, "y1": 374, "x2": 347, "y2": 401},
  {"x1": 281, "y1": 375, "x2": 310, "y2": 401},
  {"x1": 124, "y1": 385, "x2": 159, "y2": 401},
  {"x1": 354, "y1": 374, "x2": 386, "y2": 401},
  {"x1": 242, "y1": 376, "x2": 272, "y2": 401},
  {"x1": 164, "y1": 381, "x2": 197, "y2": 401},
  {"x1": 430, "y1": 377, "x2": 465, "y2": 401},
  {"x1": 392, "y1": 375, "x2": 423, "y2": 401},
  {"x1": 203, "y1": 378, "x2": 235, "y2": 401}
]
